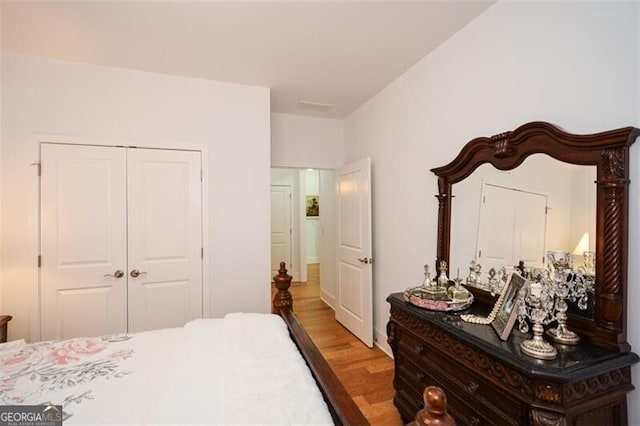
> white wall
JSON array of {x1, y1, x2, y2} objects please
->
[
  {"x1": 630, "y1": 7, "x2": 640, "y2": 423},
  {"x1": 1, "y1": 54, "x2": 271, "y2": 341},
  {"x1": 632, "y1": 153, "x2": 640, "y2": 415},
  {"x1": 303, "y1": 170, "x2": 320, "y2": 263},
  {"x1": 305, "y1": 218, "x2": 320, "y2": 263},
  {"x1": 0, "y1": 5, "x2": 3, "y2": 312},
  {"x1": 271, "y1": 113, "x2": 345, "y2": 169},
  {"x1": 345, "y1": 0, "x2": 639, "y2": 370},
  {"x1": 304, "y1": 169, "x2": 320, "y2": 195},
  {"x1": 269, "y1": 114, "x2": 344, "y2": 290},
  {"x1": 569, "y1": 166, "x2": 597, "y2": 255}
]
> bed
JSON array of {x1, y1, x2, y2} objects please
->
[{"x1": 0, "y1": 262, "x2": 368, "y2": 425}]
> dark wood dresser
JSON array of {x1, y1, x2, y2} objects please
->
[{"x1": 387, "y1": 293, "x2": 639, "y2": 425}]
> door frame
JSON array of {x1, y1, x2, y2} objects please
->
[
  {"x1": 297, "y1": 172, "x2": 308, "y2": 282},
  {"x1": 31, "y1": 134, "x2": 210, "y2": 341}
]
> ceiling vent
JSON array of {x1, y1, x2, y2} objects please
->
[{"x1": 297, "y1": 100, "x2": 333, "y2": 111}]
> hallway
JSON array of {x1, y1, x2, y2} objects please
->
[{"x1": 289, "y1": 264, "x2": 403, "y2": 425}]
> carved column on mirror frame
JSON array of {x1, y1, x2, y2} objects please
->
[
  {"x1": 597, "y1": 147, "x2": 628, "y2": 328},
  {"x1": 435, "y1": 176, "x2": 452, "y2": 272},
  {"x1": 272, "y1": 261, "x2": 293, "y2": 314}
]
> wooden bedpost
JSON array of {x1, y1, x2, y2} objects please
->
[
  {"x1": 409, "y1": 386, "x2": 455, "y2": 426},
  {"x1": 272, "y1": 261, "x2": 293, "y2": 314},
  {"x1": 273, "y1": 261, "x2": 369, "y2": 425}
]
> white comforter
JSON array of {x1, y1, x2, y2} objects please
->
[{"x1": 0, "y1": 313, "x2": 333, "y2": 425}]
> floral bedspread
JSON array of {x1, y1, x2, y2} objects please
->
[
  {"x1": 0, "y1": 335, "x2": 134, "y2": 420},
  {"x1": 0, "y1": 315, "x2": 333, "y2": 425}
]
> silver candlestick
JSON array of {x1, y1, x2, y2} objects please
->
[
  {"x1": 544, "y1": 251, "x2": 588, "y2": 345},
  {"x1": 517, "y1": 281, "x2": 558, "y2": 360},
  {"x1": 545, "y1": 269, "x2": 588, "y2": 345}
]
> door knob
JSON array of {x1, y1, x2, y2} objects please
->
[
  {"x1": 130, "y1": 269, "x2": 147, "y2": 278},
  {"x1": 357, "y1": 257, "x2": 372, "y2": 264},
  {"x1": 104, "y1": 270, "x2": 124, "y2": 278}
]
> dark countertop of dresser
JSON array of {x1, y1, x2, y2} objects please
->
[{"x1": 387, "y1": 293, "x2": 639, "y2": 382}]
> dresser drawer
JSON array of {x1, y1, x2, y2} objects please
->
[
  {"x1": 397, "y1": 328, "x2": 526, "y2": 424},
  {"x1": 396, "y1": 370, "x2": 508, "y2": 426}
]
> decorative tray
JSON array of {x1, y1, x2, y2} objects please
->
[{"x1": 403, "y1": 286, "x2": 474, "y2": 312}]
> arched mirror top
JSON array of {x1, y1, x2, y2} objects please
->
[
  {"x1": 433, "y1": 121, "x2": 639, "y2": 187},
  {"x1": 431, "y1": 121, "x2": 639, "y2": 353}
]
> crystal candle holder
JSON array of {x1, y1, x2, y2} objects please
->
[{"x1": 517, "y1": 283, "x2": 558, "y2": 360}]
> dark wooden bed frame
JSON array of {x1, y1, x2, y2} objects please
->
[
  {"x1": 272, "y1": 261, "x2": 369, "y2": 425},
  {"x1": 272, "y1": 261, "x2": 455, "y2": 426}
]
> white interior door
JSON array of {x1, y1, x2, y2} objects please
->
[
  {"x1": 335, "y1": 158, "x2": 373, "y2": 347},
  {"x1": 40, "y1": 144, "x2": 128, "y2": 340},
  {"x1": 127, "y1": 148, "x2": 203, "y2": 333},
  {"x1": 477, "y1": 183, "x2": 547, "y2": 273},
  {"x1": 270, "y1": 185, "x2": 292, "y2": 277}
]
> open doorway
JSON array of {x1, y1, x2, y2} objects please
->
[{"x1": 270, "y1": 167, "x2": 337, "y2": 309}]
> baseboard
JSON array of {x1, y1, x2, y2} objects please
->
[
  {"x1": 307, "y1": 257, "x2": 320, "y2": 264},
  {"x1": 292, "y1": 267, "x2": 301, "y2": 282},
  {"x1": 320, "y1": 289, "x2": 336, "y2": 310},
  {"x1": 374, "y1": 326, "x2": 393, "y2": 358}
]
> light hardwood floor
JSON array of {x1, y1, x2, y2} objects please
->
[{"x1": 287, "y1": 264, "x2": 403, "y2": 426}]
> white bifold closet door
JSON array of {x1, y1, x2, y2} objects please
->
[{"x1": 40, "y1": 143, "x2": 203, "y2": 341}]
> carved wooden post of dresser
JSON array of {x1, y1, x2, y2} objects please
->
[
  {"x1": 0, "y1": 315, "x2": 11, "y2": 343},
  {"x1": 407, "y1": 386, "x2": 456, "y2": 426}
]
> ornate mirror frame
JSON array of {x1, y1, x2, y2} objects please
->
[{"x1": 431, "y1": 122, "x2": 639, "y2": 353}]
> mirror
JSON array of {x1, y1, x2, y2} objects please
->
[
  {"x1": 449, "y1": 155, "x2": 596, "y2": 295},
  {"x1": 431, "y1": 122, "x2": 639, "y2": 353}
]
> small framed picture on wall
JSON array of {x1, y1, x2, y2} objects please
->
[{"x1": 306, "y1": 196, "x2": 319, "y2": 217}]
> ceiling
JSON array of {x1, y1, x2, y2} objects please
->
[{"x1": 1, "y1": 1, "x2": 493, "y2": 119}]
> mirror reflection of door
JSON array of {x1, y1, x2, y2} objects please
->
[{"x1": 476, "y1": 183, "x2": 547, "y2": 274}]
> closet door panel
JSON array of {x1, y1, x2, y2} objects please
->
[
  {"x1": 126, "y1": 148, "x2": 203, "y2": 333},
  {"x1": 40, "y1": 144, "x2": 128, "y2": 340}
]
